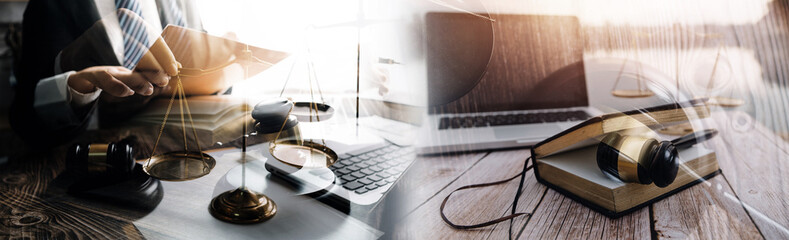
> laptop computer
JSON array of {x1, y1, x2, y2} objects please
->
[
  {"x1": 263, "y1": 116, "x2": 418, "y2": 213},
  {"x1": 417, "y1": 12, "x2": 602, "y2": 154}
]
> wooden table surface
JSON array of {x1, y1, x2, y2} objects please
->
[
  {"x1": 1, "y1": 109, "x2": 786, "y2": 239},
  {"x1": 389, "y1": 111, "x2": 789, "y2": 239}
]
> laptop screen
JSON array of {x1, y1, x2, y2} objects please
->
[{"x1": 426, "y1": 13, "x2": 588, "y2": 114}]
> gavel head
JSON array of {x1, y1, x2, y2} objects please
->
[
  {"x1": 66, "y1": 138, "x2": 136, "y2": 178},
  {"x1": 596, "y1": 132, "x2": 679, "y2": 187}
]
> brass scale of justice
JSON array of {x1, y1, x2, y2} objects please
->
[
  {"x1": 610, "y1": 27, "x2": 744, "y2": 135},
  {"x1": 142, "y1": 44, "x2": 337, "y2": 224}
]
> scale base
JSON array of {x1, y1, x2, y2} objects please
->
[{"x1": 209, "y1": 187, "x2": 277, "y2": 224}]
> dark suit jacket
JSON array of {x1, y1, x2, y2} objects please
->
[
  {"x1": 12, "y1": 0, "x2": 203, "y2": 146},
  {"x1": 11, "y1": 0, "x2": 105, "y2": 146}
]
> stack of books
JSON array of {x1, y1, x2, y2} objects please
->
[{"x1": 130, "y1": 95, "x2": 254, "y2": 149}]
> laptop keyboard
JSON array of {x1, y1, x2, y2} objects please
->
[
  {"x1": 328, "y1": 143, "x2": 415, "y2": 195},
  {"x1": 438, "y1": 110, "x2": 590, "y2": 130}
]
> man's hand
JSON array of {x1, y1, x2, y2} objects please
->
[
  {"x1": 136, "y1": 36, "x2": 181, "y2": 78},
  {"x1": 67, "y1": 66, "x2": 170, "y2": 97},
  {"x1": 67, "y1": 36, "x2": 181, "y2": 97},
  {"x1": 61, "y1": 8, "x2": 182, "y2": 98}
]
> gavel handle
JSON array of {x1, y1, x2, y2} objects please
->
[{"x1": 671, "y1": 129, "x2": 718, "y2": 149}]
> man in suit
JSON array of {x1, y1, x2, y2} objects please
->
[{"x1": 11, "y1": 0, "x2": 203, "y2": 145}]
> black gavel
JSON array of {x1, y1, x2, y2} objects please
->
[
  {"x1": 596, "y1": 129, "x2": 718, "y2": 187},
  {"x1": 66, "y1": 138, "x2": 136, "y2": 178}
]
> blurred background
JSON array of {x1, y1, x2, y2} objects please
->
[
  {"x1": 2, "y1": 0, "x2": 789, "y2": 135},
  {"x1": 396, "y1": 0, "x2": 789, "y2": 139}
]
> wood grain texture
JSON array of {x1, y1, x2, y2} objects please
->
[
  {"x1": 393, "y1": 149, "x2": 538, "y2": 240},
  {"x1": 652, "y1": 175, "x2": 762, "y2": 239},
  {"x1": 709, "y1": 111, "x2": 789, "y2": 239},
  {"x1": 728, "y1": 0, "x2": 789, "y2": 136},
  {"x1": 483, "y1": 158, "x2": 546, "y2": 240},
  {"x1": 389, "y1": 152, "x2": 488, "y2": 217},
  {"x1": 0, "y1": 191, "x2": 144, "y2": 239},
  {"x1": 519, "y1": 189, "x2": 650, "y2": 240},
  {"x1": 0, "y1": 147, "x2": 145, "y2": 239}
]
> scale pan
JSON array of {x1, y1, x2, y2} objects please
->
[
  {"x1": 291, "y1": 102, "x2": 335, "y2": 121},
  {"x1": 611, "y1": 89, "x2": 655, "y2": 98},
  {"x1": 144, "y1": 151, "x2": 216, "y2": 181},
  {"x1": 270, "y1": 140, "x2": 338, "y2": 169}
]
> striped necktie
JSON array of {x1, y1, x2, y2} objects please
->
[
  {"x1": 167, "y1": 0, "x2": 186, "y2": 27},
  {"x1": 116, "y1": 0, "x2": 151, "y2": 69}
]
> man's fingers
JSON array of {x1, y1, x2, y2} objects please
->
[
  {"x1": 134, "y1": 50, "x2": 170, "y2": 86},
  {"x1": 149, "y1": 37, "x2": 179, "y2": 76},
  {"x1": 91, "y1": 70, "x2": 134, "y2": 97},
  {"x1": 140, "y1": 70, "x2": 170, "y2": 88},
  {"x1": 135, "y1": 50, "x2": 170, "y2": 87},
  {"x1": 114, "y1": 71, "x2": 155, "y2": 96}
]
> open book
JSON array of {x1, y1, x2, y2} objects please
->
[
  {"x1": 530, "y1": 99, "x2": 717, "y2": 217},
  {"x1": 533, "y1": 99, "x2": 710, "y2": 158}
]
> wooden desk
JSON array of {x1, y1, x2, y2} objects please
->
[
  {"x1": 389, "y1": 111, "x2": 789, "y2": 239},
  {"x1": 0, "y1": 110, "x2": 787, "y2": 239}
]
